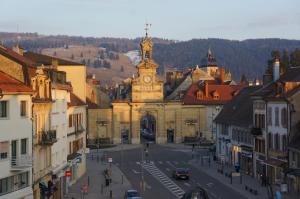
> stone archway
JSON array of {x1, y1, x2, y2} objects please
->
[{"x1": 140, "y1": 113, "x2": 156, "y2": 143}]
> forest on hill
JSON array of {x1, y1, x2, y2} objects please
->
[{"x1": 1, "y1": 32, "x2": 300, "y2": 80}]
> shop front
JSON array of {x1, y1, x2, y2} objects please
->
[
  {"x1": 240, "y1": 146, "x2": 253, "y2": 176},
  {"x1": 286, "y1": 169, "x2": 300, "y2": 196}
]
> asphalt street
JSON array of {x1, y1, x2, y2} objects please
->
[{"x1": 107, "y1": 144, "x2": 247, "y2": 199}]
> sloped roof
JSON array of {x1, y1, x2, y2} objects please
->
[
  {"x1": 183, "y1": 81, "x2": 244, "y2": 105},
  {"x1": 24, "y1": 51, "x2": 82, "y2": 66},
  {"x1": 279, "y1": 66, "x2": 300, "y2": 82},
  {"x1": 214, "y1": 86, "x2": 262, "y2": 127},
  {"x1": 68, "y1": 93, "x2": 86, "y2": 107},
  {"x1": 0, "y1": 45, "x2": 34, "y2": 66},
  {"x1": 86, "y1": 98, "x2": 100, "y2": 109},
  {"x1": 0, "y1": 71, "x2": 33, "y2": 94},
  {"x1": 252, "y1": 66, "x2": 300, "y2": 98}
]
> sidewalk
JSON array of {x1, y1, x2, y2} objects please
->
[
  {"x1": 90, "y1": 144, "x2": 142, "y2": 153},
  {"x1": 189, "y1": 156, "x2": 297, "y2": 199},
  {"x1": 65, "y1": 152, "x2": 132, "y2": 199}
]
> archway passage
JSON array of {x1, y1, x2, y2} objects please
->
[{"x1": 140, "y1": 114, "x2": 156, "y2": 143}]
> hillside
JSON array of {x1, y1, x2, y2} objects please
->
[{"x1": 1, "y1": 32, "x2": 300, "y2": 81}]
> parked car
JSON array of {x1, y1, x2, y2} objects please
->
[
  {"x1": 181, "y1": 186, "x2": 209, "y2": 199},
  {"x1": 124, "y1": 189, "x2": 142, "y2": 199},
  {"x1": 173, "y1": 168, "x2": 190, "y2": 180}
]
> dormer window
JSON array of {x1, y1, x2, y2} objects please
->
[
  {"x1": 212, "y1": 90, "x2": 220, "y2": 100},
  {"x1": 196, "y1": 90, "x2": 204, "y2": 99}
]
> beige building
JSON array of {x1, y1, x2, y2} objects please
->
[{"x1": 88, "y1": 35, "x2": 240, "y2": 145}]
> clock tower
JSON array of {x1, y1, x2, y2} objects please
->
[{"x1": 131, "y1": 29, "x2": 164, "y2": 102}]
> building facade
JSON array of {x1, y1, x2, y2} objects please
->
[{"x1": 0, "y1": 71, "x2": 33, "y2": 198}]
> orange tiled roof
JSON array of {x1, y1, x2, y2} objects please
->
[
  {"x1": 183, "y1": 81, "x2": 244, "y2": 105},
  {"x1": 0, "y1": 46, "x2": 34, "y2": 66},
  {"x1": 0, "y1": 71, "x2": 33, "y2": 94}
]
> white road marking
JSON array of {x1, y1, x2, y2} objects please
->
[
  {"x1": 132, "y1": 169, "x2": 141, "y2": 174},
  {"x1": 184, "y1": 182, "x2": 191, "y2": 187},
  {"x1": 207, "y1": 182, "x2": 214, "y2": 187},
  {"x1": 166, "y1": 161, "x2": 176, "y2": 168},
  {"x1": 138, "y1": 161, "x2": 185, "y2": 198},
  {"x1": 158, "y1": 161, "x2": 163, "y2": 164},
  {"x1": 173, "y1": 161, "x2": 179, "y2": 165}
]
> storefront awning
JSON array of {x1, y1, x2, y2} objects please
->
[
  {"x1": 67, "y1": 152, "x2": 82, "y2": 161},
  {"x1": 264, "y1": 158, "x2": 287, "y2": 168}
]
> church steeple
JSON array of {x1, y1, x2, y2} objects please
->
[{"x1": 140, "y1": 23, "x2": 153, "y2": 62}]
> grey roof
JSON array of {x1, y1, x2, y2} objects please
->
[
  {"x1": 214, "y1": 86, "x2": 262, "y2": 127},
  {"x1": 279, "y1": 66, "x2": 300, "y2": 82}
]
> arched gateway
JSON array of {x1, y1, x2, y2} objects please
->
[{"x1": 90, "y1": 31, "x2": 208, "y2": 145}]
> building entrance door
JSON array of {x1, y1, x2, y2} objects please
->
[{"x1": 167, "y1": 129, "x2": 174, "y2": 143}]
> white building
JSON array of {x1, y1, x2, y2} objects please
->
[
  {"x1": 66, "y1": 93, "x2": 87, "y2": 187},
  {"x1": 0, "y1": 71, "x2": 33, "y2": 199},
  {"x1": 47, "y1": 69, "x2": 71, "y2": 199}
]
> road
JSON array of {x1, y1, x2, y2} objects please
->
[{"x1": 107, "y1": 144, "x2": 247, "y2": 199}]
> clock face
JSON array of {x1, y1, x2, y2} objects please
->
[{"x1": 143, "y1": 75, "x2": 152, "y2": 83}]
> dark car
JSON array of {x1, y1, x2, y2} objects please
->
[
  {"x1": 124, "y1": 189, "x2": 142, "y2": 199},
  {"x1": 181, "y1": 186, "x2": 209, "y2": 199},
  {"x1": 173, "y1": 168, "x2": 190, "y2": 180}
]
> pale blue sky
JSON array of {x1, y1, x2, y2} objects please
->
[{"x1": 1, "y1": 0, "x2": 300, "y2": 40}]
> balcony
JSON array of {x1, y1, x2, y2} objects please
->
[
  {"x1": 268, "y1": 149, "x2": 288, "y2": 160},
  {"x1": 11, "y1": 154, "x2": 32, "y2": 170},
  {"x1": 251, "y1": 127, "x2": 262, "y2": 136},
  {"x1": 38, "y1": 130, "x2": 57, "y2": 145},
  {"x1": 75, "y1": 125, "x2": 85, "y2": 135}
]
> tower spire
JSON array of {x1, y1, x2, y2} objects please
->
[{"x1": 145, "y1": 22, "x2": 151, "y2": 37}]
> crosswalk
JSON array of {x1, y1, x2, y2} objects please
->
[{"x1": 137, "y1": 161, "x2": 185, "y2": 198}]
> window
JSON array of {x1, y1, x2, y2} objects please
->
[
  {"x1": 268, "y1": 133, "x2": 273, "y2": 149},
  {"x1": 275, "y1": 134, "x2": 279, "y2": 150},
  {"x1": 281, "y1": 108, "x2": 287, "y2": 128},
  {"x1": 20, "y1": 101, "x2": 27, "y2": 117},
  {"x1": 267, "y1": 107, "x2": 272, "y2": 125},
  {"x1": 282, "y1": 135, "x2": 287, "y2": 151},
  {"x1": 0, "y1": 141, "x2": 9, "y2": 160},
  {"x1": 0, "y1": 101, "x2": 8, "y2": 118},
  {"x1": 21, "y1": 139, "x2": 27, "y2": 155},
  {"x1": 275, "y1": 107, "x2": 279, "y2": 126},
  {"x1": 0, "y1": 172, "x2": 29, "y2": 196},
  {"x1": 196, "y1": 90, "x2": 203, "y2": 99},
  {"x1": 69, "y1": 115, "x2": 73, "y2": 127}
]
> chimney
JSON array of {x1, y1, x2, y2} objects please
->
[
  {"x1": 219, "y1": 68, "x2": 225, "y2": 84},
  {"x1": 12, "y1": 45, "x2": 24, "y2": 55},
  {"x1": 273, "y1": 58, "x2": 280, "y2": 82},
  {"x1": 205, "y1": 81, "x2": 209, "y2": 97}
]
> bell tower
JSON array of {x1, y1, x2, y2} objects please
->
[{"x1": 131, "y1": 25, "x2": 164, "y2": 102}]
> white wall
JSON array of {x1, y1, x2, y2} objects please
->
[
  {"x1": 50, "y1": 89, "x2": 69, "y2": 173},
  {"x1": 0, "y1": 94, "x2": 33, "y2": 198}
]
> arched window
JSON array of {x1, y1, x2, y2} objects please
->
[
  {"x1": 275, "y1": 133, "x2": 279, "y2": 150},
  {"x1": 281, "y1": 107, "x2": 287, "y2": 128}
]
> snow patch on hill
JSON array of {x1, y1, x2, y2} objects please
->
[{"x1": 124, "y1": 50, "x2": 141, "y2": 65}]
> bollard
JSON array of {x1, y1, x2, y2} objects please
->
[{"x1": 110, "y1": 190, "x2": 112, "y2": 198}]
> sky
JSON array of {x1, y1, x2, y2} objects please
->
[{"x1": 1, "y1": 0, "x2": 300, "y2": 41}]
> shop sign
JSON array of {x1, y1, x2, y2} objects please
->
[{"x1": 108, "y1": 157, "x2": 112, "y2": 163}]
